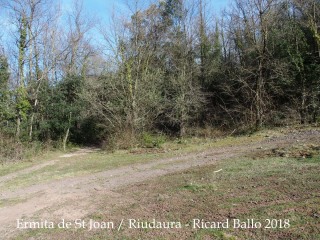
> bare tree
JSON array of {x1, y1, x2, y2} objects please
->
[{"x1": 225, "y1": 0, "x2": 280, "y2": 129}]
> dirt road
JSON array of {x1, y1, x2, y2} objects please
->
[{"x1": 0, "y1": 129, "x2": 319, "y2": 239}]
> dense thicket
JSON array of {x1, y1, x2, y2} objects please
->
[{"x1": 0, "y1": 0, "x2": 319, "y2": 155}]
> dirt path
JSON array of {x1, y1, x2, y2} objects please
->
[{"x1": 0, "y1": 129, "x2": 319, "y2": 238}]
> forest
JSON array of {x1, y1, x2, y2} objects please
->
[{"x1": 0, "y1": 0, "x2": 319, "y2": 161}]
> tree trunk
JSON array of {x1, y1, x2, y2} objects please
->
[
  {"x1": 63, "y1": 112, "x2": 72, "y2": 151},
  {"x1": 16, "y1": 116, "x2": 21, "y2": 139},
  {"x1": 29, "y1": 113, "x2": 34, "y2": 141},
  {"x1": 255, "y1": 59, "x2": 263, "y2": 130},
  {"x1": 300, "y1": 83, "x2": 307, "y2": 124},
  {"x1": 63, "y1": 127, "x2": 70, "y2": 152},
  {"x1": 180, "y1": 121, "x2": 186, "y2": 137},
  {"x1": 16, "y1": 16, "x2": 27, "y2": 139}
]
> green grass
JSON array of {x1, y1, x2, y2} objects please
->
[
  {"x1": 15, "y1": 152, "x2": 320, "y2": 240},
  {"x1": 1, "y1": 150, "x2": 165, "y2": 190},
  {"x1": 0, "y1": 133, "x2": 266, "y2": 191},
  {"x1": 0, "y1": 125, "x2": 312, "y2": 182},
  {"x1": 7, "y1": 127, "x2": 320, "y2": 239},
  {"x1": 0, "y1": 150, "x2": 64, "y2": 177}
]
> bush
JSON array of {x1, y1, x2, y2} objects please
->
[
  {"x1": 0, "y1": 135, "x2": 24, "y2": 163},
  {"x1": 141, "y1": 132, "x2": 166, "y2": 148},
  {"x1": 100, "y1": 129, "x2": 138, "y2": 151},
  {"x1": 0, "y1": 133, "x2": 49, "y2": 164}
]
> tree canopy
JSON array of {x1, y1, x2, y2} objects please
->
[{"x1": 0, "y1": 0, "x2": 319, "y2": 152}]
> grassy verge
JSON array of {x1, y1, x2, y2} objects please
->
[
  {"x1": 0, "y1": 150, "x2": 64, "y2": 178},
  {"x1": 0, "y1": 132, "x2": 265, "y2": 191},
  {"x1": 16, "y1": 152, "x2": 320, "y2": 239}
]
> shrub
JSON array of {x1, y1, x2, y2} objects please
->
[
  {"x1": 141, "y1": 132, "x2": 166, "y2": 148},
  {"x1": 0, "y1": 133, "x2": 49, "y2": 164}
]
